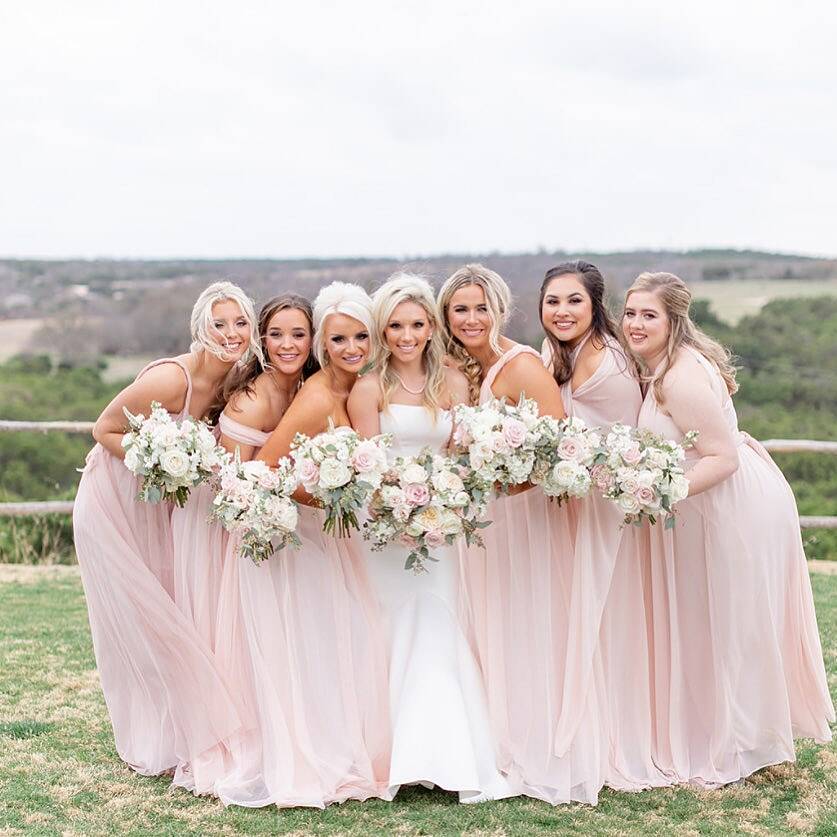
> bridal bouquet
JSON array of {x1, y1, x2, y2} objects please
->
[
  {"x1": 121, "y1": 401, "x2": 224, "y2": 506},
  {"x1": 593, "y1": 423, "x2": 696, "y2": 528},
  {"x1": 530, "y1": 415, "x2": 602, "y2": 503},
  {"x1": 291, "y1": 426, "x2": 391, "y2": 537},
  {"x1": 364, "y1": 447, "x2": 491, "y2": 574},
  {"x1": 210, "y1": 455, "x2": 300, "y2": 563},
  {"x1": 451, "y1": 396, "x2": 541, "y2": 494}
]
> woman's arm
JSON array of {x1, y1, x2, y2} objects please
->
[
  {"x1": 661, "y1": 361, "x2": 739, "y2": 497},
  {"x1": 92, "y1": 364, "x2": 188, "y2": 459},
  {"x1": 347, "y1": 374, "x2": 382, "y2": 438},
  {"x1": 493, "y1": 353, "x2": 566, "y2": 420}
]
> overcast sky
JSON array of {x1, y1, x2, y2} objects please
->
[{"x1": 1, "y1": 1, "x2": 835, "y2": 260}]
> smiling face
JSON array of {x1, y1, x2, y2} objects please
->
[
  {"x1": 210, "y1": 299, "x2": 252, "y2": 361},
  {"x1": 446, "y1": 284, "x2": 492, "y2": 351},
  {"x1": 322, "y1": 313, "x2": 370, "y2": 373},
  {"x1": 384, "y1": 300, "x2": 433, "y2": 365},
  {"x1": 265, "y1": 307, "x2": 312, "y2": 377},
  {"x1": 541, "y1": 273, "x2": 593, "y2": 346},
  {"x1": 622, "y1": 289, "x2": 669, "y2": 360}
]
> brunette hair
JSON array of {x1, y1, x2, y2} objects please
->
[
  {"x1": 539, "y1": 260, "x2": 622, "y2": 386},
  {"x1": 436, "y1": 263, "x2": 511, "y2": 404},
  {"x1": 624, "y1": 272, "x2": 738, "y2": 403},
  {"x1": 206, "y1": 294, "x2": 317, "y2": 424}
]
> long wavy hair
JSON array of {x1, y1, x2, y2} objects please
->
[
  {"x1": 372, "y1": 273, "x2": 447, "y2": 418},
  {"x1": 206, "y1": 294, "x2": 318, "y2": 424},
  {"x1": 189, "y1": 281, "x2": 262, "y2": 364},
  {"x1": 436, "y1": 263, "x2": 511, "y2": 404},
  {"x1": 539, "y1": 260, "x2": 623, "y2": 386},
  {"x1": 625, "y1": 272, "x2": 738, "y2": 403}
]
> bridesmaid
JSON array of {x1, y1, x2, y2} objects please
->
[
  {"x1": 539, "y1": 260, "x2": 669, "y2": 791},
  {"x1": 170, "y1": 294, "x2": 318, "y2": 655},
  {"x1": 438, "y1": 264, "x2": 611, "y2": 806},
  {"x1": 73, "y1": 281, "x2": 259, "y2": 783},
  {"x1": 348, "y1": 272, "x2": 514, "y2": 802},
  {"x1": 207, "y1": 281, "x2": 391, "y2": 808},
  {"x1": 623, "y1": 271, "x2": 835, "y2": 786}
]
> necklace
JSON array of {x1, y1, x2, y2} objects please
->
[{"x1": 393, "y1": 371, "x2": 426, "y2": 395}]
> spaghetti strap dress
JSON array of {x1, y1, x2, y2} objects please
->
[{"x1": 72, "y1": 358, "x2": 245, "y2": 782}]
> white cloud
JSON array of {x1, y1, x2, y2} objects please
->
[{"x1": 0, "y1": 0, "x2": 835, "y2": 258}]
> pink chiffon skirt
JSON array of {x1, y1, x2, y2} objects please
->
[
  {"x1": 642, "y1": 441, "x2": 835, "y2": 786},
  {"x1": 207, "y1": 507, "x2": 392, "y2": 808},
  {"x1": 72, "y1": 446, "x2": 245, "y2": 778},
  {"x1": 461, "y1": 487, "x2": 608, "y2": 805}
]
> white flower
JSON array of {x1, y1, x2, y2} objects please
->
[
  {"x1": 617, "y1": 493, "x2": 641, "y2": 515},
  {"x1": 401, "y1": 462, "x2": 428, "y2": 485},
  {"x1": 124, "y1": 446, "x2": 141, "y2": 472},
  {"x1": 670, "y1": 474, "x2": 690, "y2": 502},
  {"x1": 159, "y1": 449, "x2": 190, "y2": 479},
  {"x1": 318, "y1": 458, "x2": 352, "y2": 489},
  {"x1": 432, "y1": 469, "x2": 464, "y2": 495}
]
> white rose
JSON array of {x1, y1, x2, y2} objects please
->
[
  {"x1": 159, "y1": 449, "x2": 190, "y2": 479},
  {"x1": 318, "y1": 458, "x2": 352, "y2": 489},
  {"x1": 401, "y1": 463, "x2": 428, "y2": 485},
  {"x1": 269, "y1": 498, "x2": 298, "y2": 532},
  {"x1": 451, "y1": 490, "x2": 470, "y2": 508},
  {"x1": 553, "y1": 459, "x2": 581, "y2": 487},
  {"x1": 617, "y1": 493, "x2": 641, "y2": 515},
  {"x1": 635, "y1": 469, "x2": 655, "y2": 490},
  {"x1": 432, "y1": 469, "x2": 464, "y2": 495}
]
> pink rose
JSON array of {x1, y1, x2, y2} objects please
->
[
  {"x1": 591, "y1": 464, "x2": 614, "y2": 491},
  {"x1": 403, "y1": 483, "x2": 431, "y2": 507},
  {"x1": 424, "y1": 529, "x2": 446, "y2": 549},
  {"x1": 296, "y1": 457, "x2": 319, "y2": 487},
  {"x1": 621, "y1": 443, "x2": 642, "y2": 465},
  {"x1": 453, "y1": 425, "x2": 472, "y2": 447},
  {"x1": 491, "y1": 431, "x2": 510, "y2": 454},
  {"x1": 399, "y1": 533, "x2": 419, "y2": 548},
  {"x1": 635, "y1": 486, "x2": 656, "y2": 506},
  {"x1": 501, "y1": 417, "x2": 527, "y2": 449},
  {"x1": 621, "y1": 475, "x2": 639, "y2": 494},
  {"x1": 556, "y1": 436, "x2": 582, "y2": 461},
  {"x1": 351, "y1": 440, "x2": 384, "y2": 473}
]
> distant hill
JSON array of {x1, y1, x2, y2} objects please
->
[{"x1": 2, "y1": 250, "x2": 835, "y2": 362}]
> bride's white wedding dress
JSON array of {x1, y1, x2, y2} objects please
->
[{"x1": 360, "y1": 403, "x2": 517, "y2": 803}]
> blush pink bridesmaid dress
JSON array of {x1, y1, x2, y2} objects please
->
[
  {"x1": 550, "y1": 335, "x2": 671, "y2": 791},
  {"x1": 72, "y1": 358, "x2": 244, "y2": 780},
  {"x1": 638, "y1": 347, "x2": 834, "y2": 786},
  {"x1": 193, "y1": 412, "x2": 392, "y2": 809},
  {"x1": 460, "y1": 343, "x2": 608, "y2": 805}
]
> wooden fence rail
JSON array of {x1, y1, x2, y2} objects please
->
[{"x1": 1, "y1": 422, "x2": 835, "y2": 525}]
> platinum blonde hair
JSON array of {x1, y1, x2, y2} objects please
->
[
  {"x1": 436, "y1": 263, "x2": 512, "y2": 404},
  {"x1": 312, "y1": 281, "x2": 374, "y2": 367},
  {"x1": 624, "y1": 271, "x2": 738, "y2": 402},
  {"x1": 189, "y1": 281, "x2": 263, "y2": 365},
  {"x1": 372, "y1": 272, "x2": 447, "y2": 417}
]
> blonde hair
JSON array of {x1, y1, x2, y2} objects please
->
[
  {"x1": 312, "y1": 281, "x2": 374, "y2": 367},
  {"x1": 437, "y1": 263, "x2": 511, "y2": 404},
  {"x1": 625, "y1": 272, "x2": 738, "y2": 403},
  {"x1": 189, "y1": 281, "x2": 262, "y2": 365},
  {"x1": 372, "y1": 272, "x2": 447, "y2": 417}
]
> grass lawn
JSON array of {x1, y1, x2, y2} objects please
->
[{"x1": 1, "y1": 565, "x2": 836, "y2": 836}]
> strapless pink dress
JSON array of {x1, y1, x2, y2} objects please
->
[
  {"x1": 460, "y1": 344, "x2": 607, "y2": 805},
  {"x1": 637, "y1": 347, "x2": 834, "y2": 786},
  {"x1": 193, "y1": 413, "x2": 392, "y2": 808},
  {"x1": 72, "y1": 358, "x2": 245, "y2": 781}
]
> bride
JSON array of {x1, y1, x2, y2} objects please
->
[{"x1": 348, "y1": 272, "x2": 517, "y2": 803}]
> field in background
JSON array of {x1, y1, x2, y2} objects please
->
[
  {"x1": 0, "y1": 564, "x2": 835, "y2": 835},
  {"x1": 686, "y1": 278, "x2": 837, "y2": 324}
]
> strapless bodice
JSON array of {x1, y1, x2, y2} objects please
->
[{"x1": 378, "y1": 404, "x2": 452, "y2": 458}]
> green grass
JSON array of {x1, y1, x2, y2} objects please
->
[
  {"x1": 689, "y1": 278, "x2": 837, "y2": 324},
  {"x1": 1, "y1": 565, "x2": 836, "y2": 836}
]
